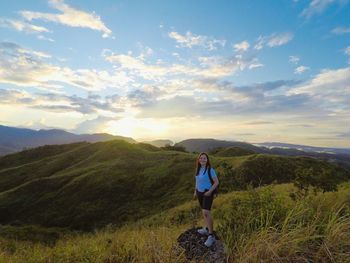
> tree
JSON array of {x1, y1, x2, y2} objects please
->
[{"x1": 291, "y1": 167, "x2": 338, "y2": 200}]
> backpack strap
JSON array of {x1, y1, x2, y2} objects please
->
[
  {"x1": 208, "y1": 167, "x2": 214, "y2": 185},
  {"x1": 208, "y1": 167, "x2": 218, "y2": 196}
]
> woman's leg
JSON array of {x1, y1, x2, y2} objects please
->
[
  {"x1": 201, "y1": 209, "x2": 208, "y2": 229},
  {"x1": 202, "y1": 209, "x2": 213, "y2": 234}
]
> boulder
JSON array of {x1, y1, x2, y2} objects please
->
[{"x1": 176, "y1": 227, "x2": 227, "y2": 262}]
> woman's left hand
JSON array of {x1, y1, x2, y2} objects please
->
[{"x1": 204, "y1": 191, "x2": 212, "y2": 197}]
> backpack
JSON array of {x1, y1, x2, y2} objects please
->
[{"x1": 208, "y1": 167, "x2": 219, "y2": 197}]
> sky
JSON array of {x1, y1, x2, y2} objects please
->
[{"x1": 0, "y1": 0, "x2": 350, "y2": 147}]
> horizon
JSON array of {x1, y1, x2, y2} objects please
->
[
  {"x1": 1, "y1": 1, "x2": 350, "y2": 147},
  {"x1": 2, "y1": 123, "x2": 350, "y2": 149}
]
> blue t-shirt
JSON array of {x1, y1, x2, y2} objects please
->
[{"x1": 195, "y1": 167, "x2": 217, "y2": 192}]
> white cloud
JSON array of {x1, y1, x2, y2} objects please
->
[
  {"x1": 168, "y1": 31, "x2": 226, "y2": 50},
  {"x1": 37, "y1": 35, "x2": 55, "y2": 42},
  {"x1": 289, "y1": 55, "x2": 300, "y2": 64},
  {"x1": 331, "y1": 26, "x2": 350, "y2": 35},
  {"x1": 21, "y1": 118, "x2": 58, "y2": 130},
  {"x1": 57, "y1": 68, "x2": 133, "y2": 91},
  {"x1": 267, "y1": 32, "x2": 294, "y2": 47},
  {"x1": 345, "y1": 46, "x2": 350, "y2": 64},
  {"x1": 301, "y1": 0, "x2": 346, "y2": 18},
  {"x1": 104, "y1": 53, "x2": 169, "y2": 80},
  {"x1": 16, "y1": 46, "x2": 51, "y2": 58},
  {"x1": 284, "y1": 68, "x2": 350, "y2": 144},
  {"x1": 0, "y1": 89, "x2": 34, "y2": 104},
  {"x1": 103, "y1": 51, "x2": 254, "y2": 79},
  {"x1": 254, "y1": 36, "x2": 265, "y2": 50},
  {"x1": 0, "y1": 88, "x2": 124, "y2": 115},
  {"x1": 19, "y1": 0, "x2": 112, "y2": 38},
  {"x1": 73, "y1": 115, "x2": 118, "y2": 134},
  {"x1": 294, "y1": 65, "x2": 310, "y2": 74},
  {"x1": 135, "y1": 43, "x2": 154, "y2": 60},
  {"x1": 254, "y1": 32, "x2": 293, "y2": 50},
  {"x1": 0, "y1": 42, "x2": 58, "y2": 89},
  {"x1": 345, "y1": 46, "x2": 350, "y2": 55},
  {"x1": 233, "y1": 41, "x2": 250, "y2": 52},
  {"x1": 126, "y1": 85, "x2": 165, "y2": 106},
  {"x1": 249, "y1": 63, "x2": 264, "y2": 69},
  {"x1": 1, "y1": 41, "x2": 252, "y2": 92},
  {"x1": 0, "y1": 17, "x2": 50, "y2": 33},
  {"x1": 134, "y1": 78, "x2": 311, "y2": 119},
  {"x1": 246, "y1": 58, "x2": 264, "y2": 70},
  {"x1": 289, "y1": 67, "x2": 350, "y2": 105},
  {"x1": 144, "y1": 47, "x2": 153, "y2": 56},
  {"x1": 0, "y1": 42, "x2": 132, "y2": 91}
]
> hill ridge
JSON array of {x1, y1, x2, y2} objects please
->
[{"x1": 0, "y1": 140, "x2": 349, "y2": 230}]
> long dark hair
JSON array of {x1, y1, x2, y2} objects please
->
[{"x1": 195, "y1": 152, "x2": 211, "y2": 176}]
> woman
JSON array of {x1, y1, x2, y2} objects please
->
[{"x1": 193, "y1": 152, "x2": 219, "y2": 247}]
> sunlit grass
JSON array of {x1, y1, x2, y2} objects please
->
[
  {"x1": 1, "y1": 182, "x2": 349, "y2": 262},
  {"x1": 0, "y1": 225, "x2": 188, "y2": 263}
]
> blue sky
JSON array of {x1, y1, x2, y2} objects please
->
[{"x1": 0, "y1": 0, "x2": 350, "y2": 147}]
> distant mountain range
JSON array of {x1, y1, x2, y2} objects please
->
[
  {"x1": 0, "y1": 125, "x2": 175, "y2": 156},
  {"x1": 1, "y1": 125, "x2": 350, "y2": 171},
  {"x1": 0, "y1": 125, "x2": 135, "y2": 155},
  {"x1": 175, "y1": 138, "x2": 267, "y2": 153},
  {"x1": 175, "y1": 138, "x2": 350, "y2": 170},
  {"x1": 175, "y1": 138, "x2": 350, "y2": 156},
  {"x1": 254, "y1": 142, "x2": 350, "y2": 155}
]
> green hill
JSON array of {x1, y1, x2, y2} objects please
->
[
  {"x1": 0, "y1": 140, "x2": 349, "y2": 231},
  {"x1": 175, "y1": 138, "x2": 266, "y2": 153},
  {"x1": 1, "y1": 182, "x2": 349, "y2": 263},
  {"x1": 212, "y1": 146, "x2": 256, "y2": 157},
  {"x1": 0, "y1": 140, "x2": 199, "y2": 230}
]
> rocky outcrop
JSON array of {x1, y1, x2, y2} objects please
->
[{"x1": 176, "y1": 227, "x2": 227, "y2": 262}]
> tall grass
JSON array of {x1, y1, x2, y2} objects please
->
[
  {"x1": 1, "y1": 183, "x2": 349, "y2": 262},
  {"x1": 217, "y1": 187, "x2": 350, "y2": 262},
  {"x1": 0, "y1": 225, "x2": 187, "y2": 263}
]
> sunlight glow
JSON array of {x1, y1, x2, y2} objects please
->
[{"x1": 106, "y1": 117, "x2": 169, "y2": 139}]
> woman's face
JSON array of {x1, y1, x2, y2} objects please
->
[{"x1": 198, "y1": 154, "x2": 208, "y2": 167}]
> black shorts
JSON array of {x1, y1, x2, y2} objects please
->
[{"x1": 196, "y1": 189, "x2": 214, "y2": 210}]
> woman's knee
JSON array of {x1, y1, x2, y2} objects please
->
[{"x1": 202, "y1": 209, "x2": 210, "y2": 217}]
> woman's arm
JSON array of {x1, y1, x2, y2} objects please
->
[{"x1": 205, "y1": 177, "x2": 219, "y2": 196}]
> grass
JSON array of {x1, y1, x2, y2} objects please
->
[
  {"x1": 2, "y1": 140, "x2": 347, "y2": 230},
  {"x1": 216, "y1": 183, "x2": 350, "y2": 262},
  {"x1": 0, "y1": 225, "x2": 187, "y2": 263},
  {"x1": 0, "y1": 182, "x2": 349, "y2": 262},
  {"x1": 0, "y1": 141, "x2": 349, "y2": 262}
]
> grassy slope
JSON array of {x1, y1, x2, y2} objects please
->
[
  {"x1": 0, "y1": 140, "x2": 349, "y2": 231},
  {"x1": 1, "y1": 182, "x2": 349, "y2": 263},
  {"x1": 213, "y1": 146, "x2": 256, "y2": 157},
  {"x1": 141, "y1": 181, "x2": 350, "y2": 228},
  {"x1": 0, "y1": 140, "x2": 195, "y2": 229}
]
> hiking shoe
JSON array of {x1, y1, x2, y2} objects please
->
[
  {"x1": 204, "y1": 235, "x2": 215, "y2": 247},
  {"x1": 197, "y1": 227, "x2": 209, "y2": 235}
]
